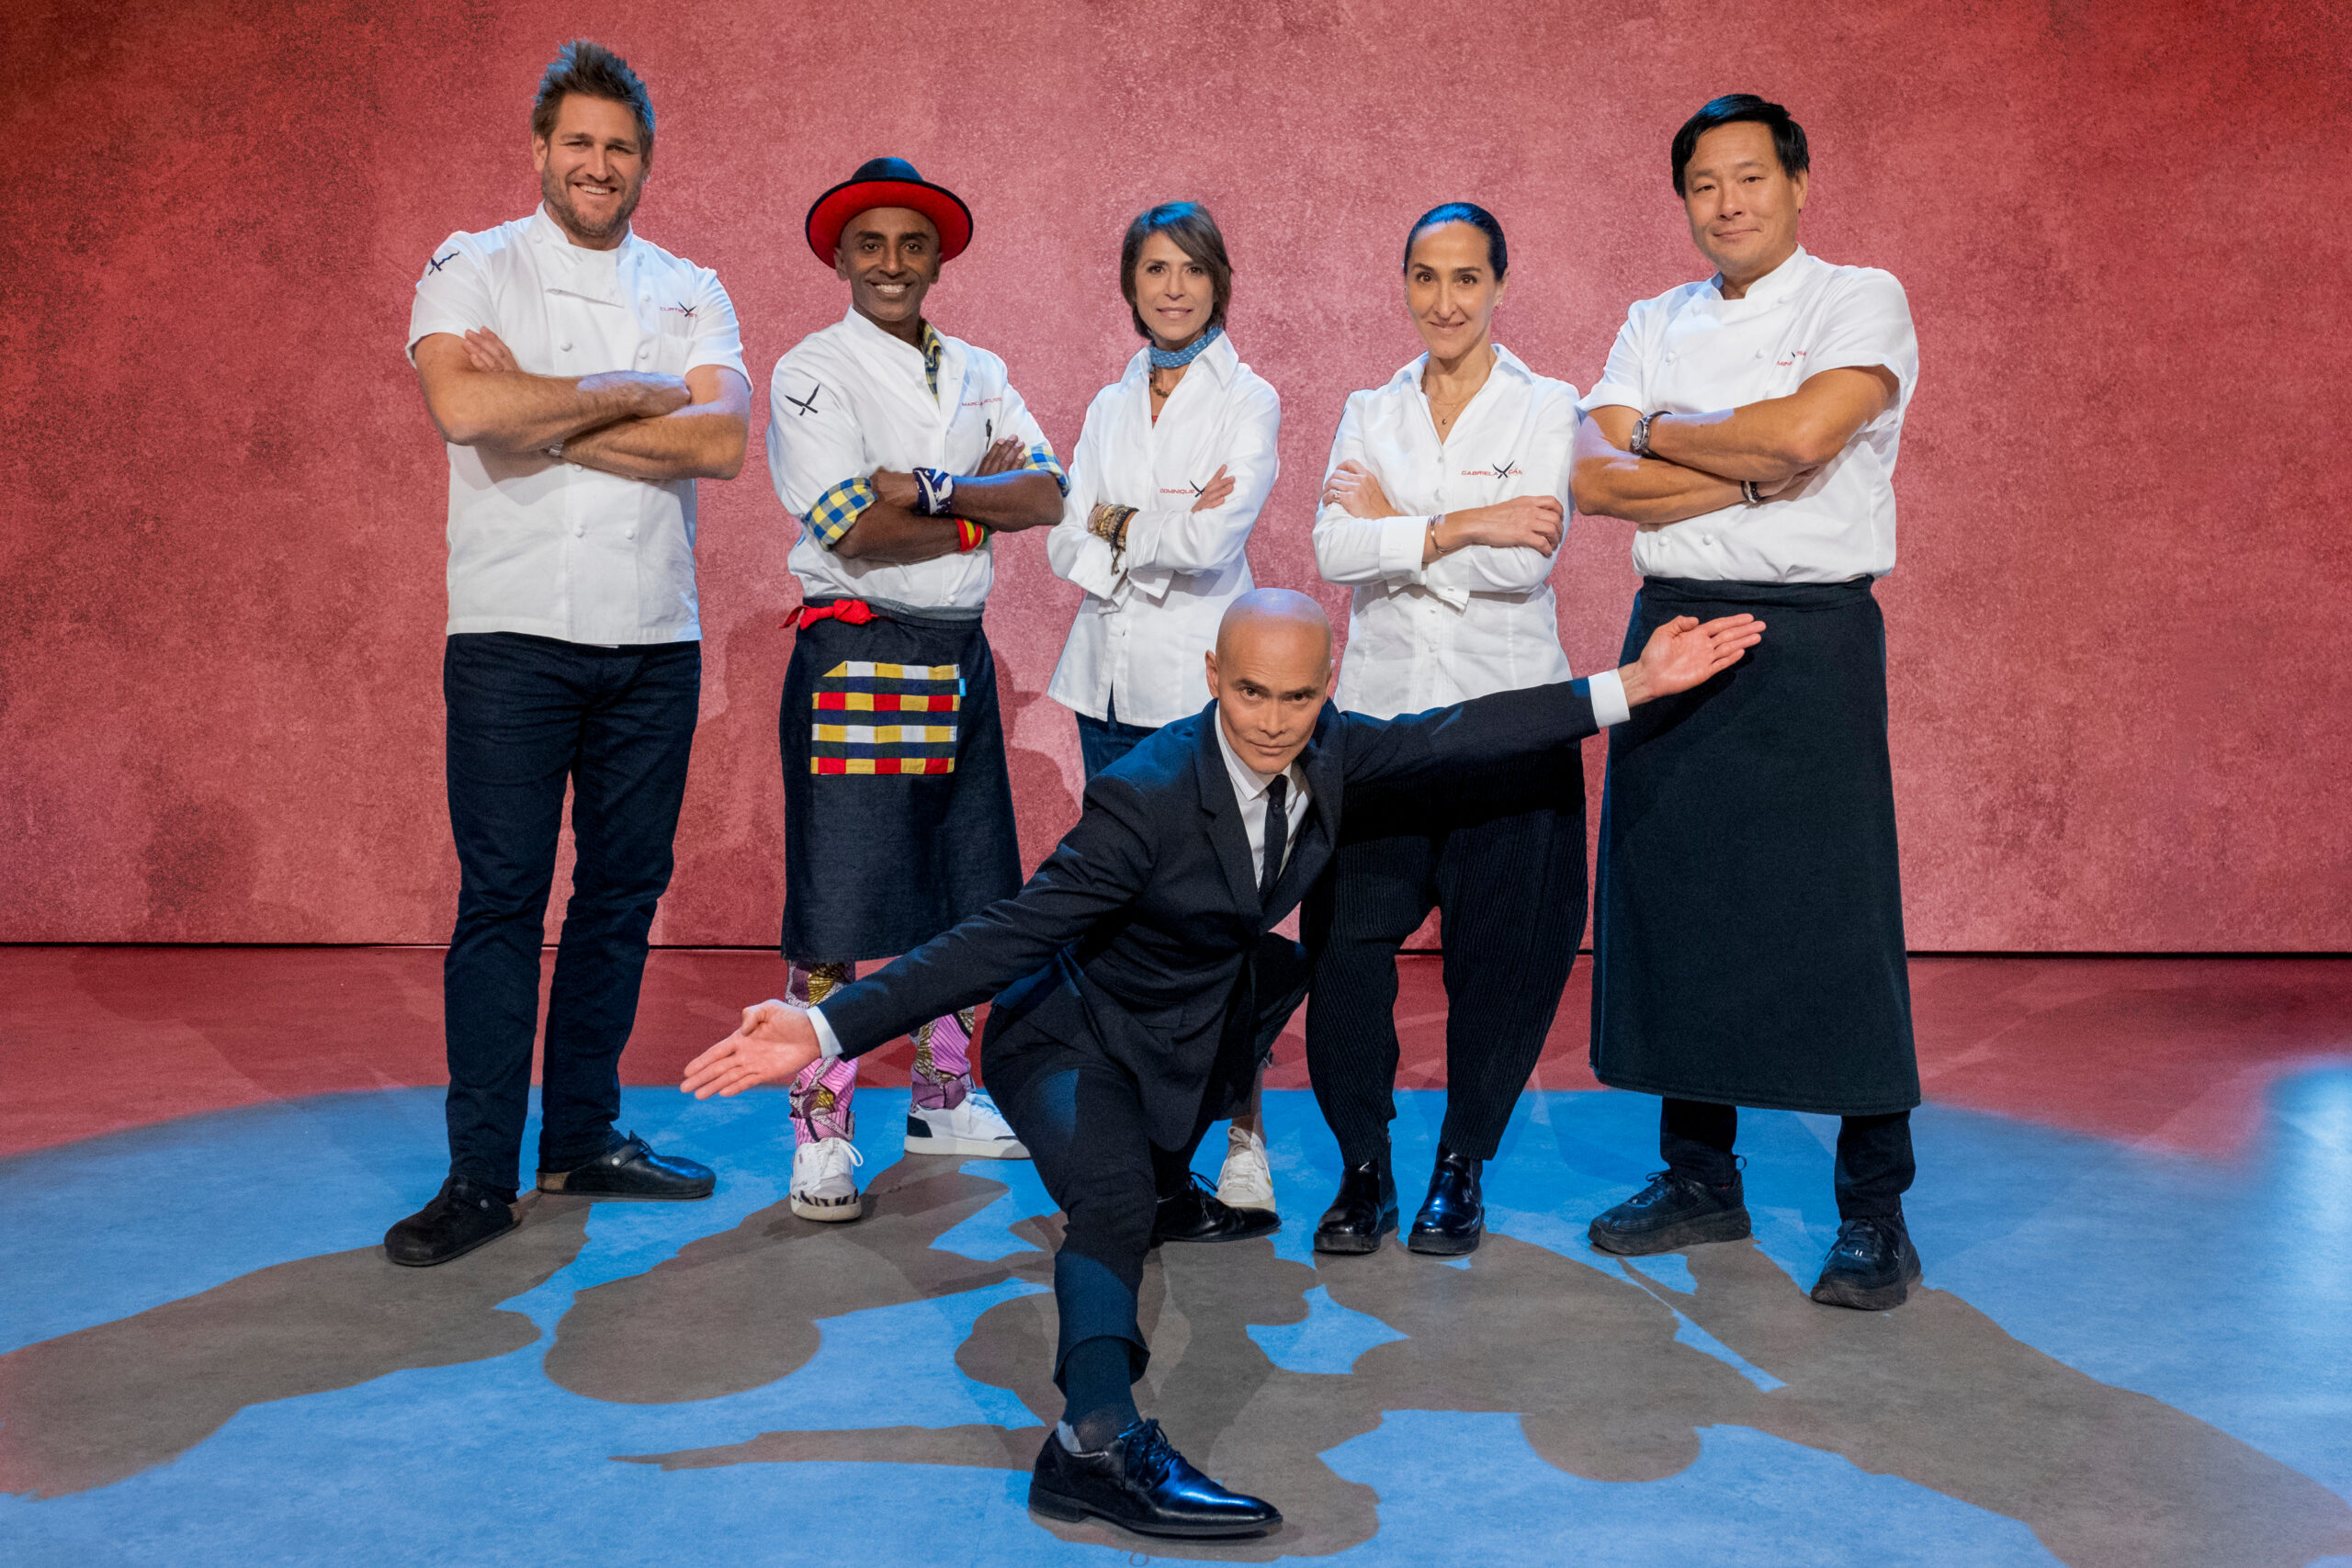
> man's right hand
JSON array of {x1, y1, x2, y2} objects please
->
[
  {"x1": 1618, "y1": 614, "x2": 1765, "y2": 705},
  {"x1": 681, "y1": 1001, "x2": 822, "y2": 1099},
  {"x1": 579, "y1": 367, "x2": 694, "y2": 421}
]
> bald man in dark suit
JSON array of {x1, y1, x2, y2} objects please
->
[{"x1": 683, "y1": 588, "x2": 1762, "y2": 1542}]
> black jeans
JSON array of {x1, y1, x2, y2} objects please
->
[
  {"x1": 442, "y1": 633, "x2": 699, "y2": 1188},
  {"x1": 1660, "y1": 1098, "x2": 1915, "y2": 1221},
  {"x1": 1005, "y1": 934, "x2": 1311, "y2": 1388}
]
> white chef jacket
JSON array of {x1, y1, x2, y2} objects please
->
[
  {"x1": 1314, "y1": 346, "x2": 1578, "y2": 720},
  {"x1": 767, "y1": 309, "x2": 1057, "y2": 611},
  {"x1": 1046, "y1": 333, "x2": 1283, "y2": 728},
  {"x1": 1578, "y1": 247, "x2": 1919, "y2": 583},
  {"x1": 406, "y1": 206, "x2": 748, "y2": 643}
]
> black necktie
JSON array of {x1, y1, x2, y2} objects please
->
[{"x1": 1258, "y1": 774, "x2": 1289, "y2": 907}]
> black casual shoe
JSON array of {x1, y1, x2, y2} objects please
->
[
  {"x1": 383, "y1": 1177, "x2": 519, "y2": 1267},
  {"x1": 1152, "y1": 1172, "x2": 1279, "y2": 1246},
  {"x1": 1029, "y1": 1419, "x2": 1281, "y2": 1539},
  {"x1": 1407, "y1": 1145, "x2": 1484, "y2": 1257},
  {"x1": 1313, "y1": 1156, "x2": 1398, "y2": 1255},
  {"x1": 1588, "y1": 1168, "x2": 1753, "y2": 1257},
  {"x1": 537, "y1": 1131, "x2": 716, "y2": 1199},
  {"x1": 1809, "y1": 1215, "x2": 1923, "y2": 1311}
]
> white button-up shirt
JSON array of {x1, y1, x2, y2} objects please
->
[
  {"x1": 767, "y1": 310, "x2": 1056, "y2": 611},
  {"x1": 1046, "y1": 333, "x2": 1283, "y2": 728},
  {"x1": 1314, "y1": 346, "x2": 1578, "y2": 720},
  {"x1": 1579, "y1": 247, "x2": 1919, "y2": 583},
  {"x1": 1213, "y1": 715, "x2": 1311, "y2": 877},
  {"x1": 406, "y1": 207, "x2": 748, "y2": 643}
]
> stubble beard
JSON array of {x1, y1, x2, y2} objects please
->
[{"x1": 542, "y1": 164, "x2": 641, "y2": 246}]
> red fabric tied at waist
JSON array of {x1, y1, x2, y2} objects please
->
[{"x1": 784, "y1": 599, "x2": 876, "y2": 631}]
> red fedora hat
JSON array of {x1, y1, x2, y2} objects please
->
[{"x1": 805, "y1": 157, "x2": 974, "y2": 266}]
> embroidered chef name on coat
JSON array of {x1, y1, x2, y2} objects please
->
[
  {"x1": 810, "y1": 661, "x2": 964, "y2": 774},
  {"x1": 1463, "y1": 459, "x2": 1523, "y2": 479}
]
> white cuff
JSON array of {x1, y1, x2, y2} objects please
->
[
  {"x1": 808, "y1": 1005, "x2": 845, "y2": 1058},
  {"x1": 1375, "y1": 516, "x2": 1431, "y2": 581},
  {"x1": 1588, "y1": 669, "x2": 1630, "y2": 729}
]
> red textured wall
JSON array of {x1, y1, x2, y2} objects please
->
[{"x1": 3, "y1": 0, "x2": 2346, "y2": 950}]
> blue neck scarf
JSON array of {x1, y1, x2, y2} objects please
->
[{"x1": 1148, "y1": 324, "x2": 1222, "y2": 371}]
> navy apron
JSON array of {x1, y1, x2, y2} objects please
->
[
  {"x1": 1590, "y1": 576, "x2": 1919, "y2": 1115},
  {"x1": 779, "y1": 599, "x2": 1023, "y2": 962}
]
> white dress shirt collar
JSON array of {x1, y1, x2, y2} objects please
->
[
  {"x1": 1704, "y1": 245, "x2": 1816, "y2": 311},
  {"x1": 1212, "y1": 713, "x2": 1311, "y2": 874}
]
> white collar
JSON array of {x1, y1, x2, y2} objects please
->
[
  {"x1": 1213, "y1": 714, "x2": 1305, "y2": 806},
  {"x1": 528, "y1": 203, "x2": 634, "y2": 264},
  {"x1": 1707, "y1": 245, "x2": 1815, "y2": 308},
  {"x1": 1384, "y1": 342, "x2": 1532, "y2": 394}
]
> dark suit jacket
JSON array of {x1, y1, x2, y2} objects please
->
[{"x1": 822, "y1": 677, "x2": 1603, "y2": 1146}]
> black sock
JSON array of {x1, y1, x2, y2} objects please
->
[{"x1": 1060, "y1": 1336, "x2": 1140, "y2": 1450}]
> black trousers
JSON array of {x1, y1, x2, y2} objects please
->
[
  {"x1": 1001, "y1": 935, "x2": 1311, "y2": 1388},
  {"x1": 1660, "y1": 1098, "x2": 1915, "y2": 1221},
  {"x1": 1304, "y1": 778, "x2": 1588, "y2": 1167},
  {"x1": 442, "y1": 633, "x2": 699, "y2": 1188}
]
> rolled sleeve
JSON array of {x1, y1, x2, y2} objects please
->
[
  {"x1": 681, "y1": 269, "x2": 750, "y2": 384},
  {"x1": 805, "y1": 477, "x2": 876, "y2": 550},
  {"x1": 1577, "y1": 310, "x2": 1651, "y2": 415},
  {"x1": 1804, "y1": 269, "x2": 1919, "y2": 412},
  {"x1": 406, "y1": 235, "x2": 492, "y2": 364}
]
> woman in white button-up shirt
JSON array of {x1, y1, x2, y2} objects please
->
[
  {"x1": 1047, "y1": 203, "x2": 1281, "y2": 779},
  {"x1": 1305, "y1": 204, "x2": 1589, "y2": 1258},
  {"x1": 1047, "y1": 201, "x2": 1284, "y2": 1215}
]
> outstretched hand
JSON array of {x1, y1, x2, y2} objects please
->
[
  {"x1": 681, "y1": 1001, "x2": 822, "y2": 1100},
  {"x1": 1621, "y1": 614, "x2": 1765, "y2": 705}
]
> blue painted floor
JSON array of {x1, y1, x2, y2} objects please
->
[{"x1": 5, "y1": 1080, "x2": 2351, "y2": 1566}]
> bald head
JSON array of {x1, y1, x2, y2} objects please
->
[
  {"x1": 1216, "y1": 588, "x2": 1332, "y2": 664},
  {"x1": 1206, "y1": 589, "x2": 1334, "y2": 775}
]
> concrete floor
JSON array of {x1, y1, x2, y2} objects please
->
[{"x1": 3, "y1": 949, "x2": 2349, "y2": 1566}]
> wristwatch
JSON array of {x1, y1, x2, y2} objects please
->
[
  {"x1": 912, "y1": 467, "x2": 956, "y2": 517},
  {"x1": 545, "y1": 440, "x2": 565, "y2": 462},
  {"x1": 1630, "y1": 412, "x2": 1664, "y2": 458},
  {"x1": 1741, "y1": 479, "x2": 1763, "y2": 505}
]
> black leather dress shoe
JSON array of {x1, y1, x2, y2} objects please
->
[
  {"x1": 1810, "y1": 1215, "x2": 1923, "y2": 1310},
  {"x1": 1588, "y1": 1168, "x2": 1752, "y2": 1257},
  {"x1": 384, "y1": 1177, "x2": 518, "y2": 1267},
  {"x1": 1314, "y1": 1156, "x2": 1398, "y2": 1255},
  {"x1": 1029, "y1": 1419, "x2": 1281, "y2": 1539},
  {"x1": 1152, "y1": 1172, "x2": 1279, "y2": 1245},
  {"x1": 537, "y1": 1131, "x2": 716, "y2": 1199},
  {"x1": 1408, "y1": 1145, "x2": 1484, "y2": 1256}
]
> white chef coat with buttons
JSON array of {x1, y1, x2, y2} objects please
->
[
  {"x1": 406, "y1": 206, "x2": 748, "y2": 643},
  {"x1": 1314, "y1": 346, "x2": 1578, "y2": 720},
  {"x1": 1046, "y1": 333, "x2": 1282, "y2": 728},
  {"x1": 767, "y1": 309, "x2": 1056, "y2": 611},
  {"x1": 1578, "y1": 247, "x2": 1919, "y2": 583}
]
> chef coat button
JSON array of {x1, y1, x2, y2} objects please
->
[
  {"x1": 1701, "y1": 534, "x2": 1716, "y2": 546},
  {"x1": 573, "y1": 525, "x2": 585, "y2": 538},
  {"x1": 637, "y1": 344, "x2": 650, "y2": 358},
  {"x1": 625, "y1": 527, "x2": 637, "y2": 540},
  {"x1": 560, "y1": 341, "x2": 573, "y2": 353}
]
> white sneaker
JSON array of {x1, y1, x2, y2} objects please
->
[
  {"x1": 1216, "y1": 1126, "x2": 1277, "y2": 1213},
  {"x1": 905, "y1": 1088, "x2": 1029, "y2": 1159},
  {"x1": 790, "y1": 1136, "x2": 865, "y2": 1223}
]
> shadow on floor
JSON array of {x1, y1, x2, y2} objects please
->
[{"x1": 0, "y1": 1197, "x2": 593, "y2": 1498}]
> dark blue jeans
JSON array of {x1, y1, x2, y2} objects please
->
[
  {"x1": 1074, "y1": 694, "x2": 1160, "y2": 782},
  {"x1": 443, "y1": 633, "x2": 699, "y2": 1188}
]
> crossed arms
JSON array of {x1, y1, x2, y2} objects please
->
[
  {"x1": 1570, "y1": 366, "x2": 1896, "y2": 530},
  {"x1": 413, "y1": 328, "x2": 750, "y2": 481}
]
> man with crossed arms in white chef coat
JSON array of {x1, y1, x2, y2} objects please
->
[{"x1": 761, "y1": 158, "x2": 1069, "y2": 1224}]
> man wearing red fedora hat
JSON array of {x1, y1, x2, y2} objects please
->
[{"x1": 762, "y1": 157, "x2": 1069, "y2": 1224}]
